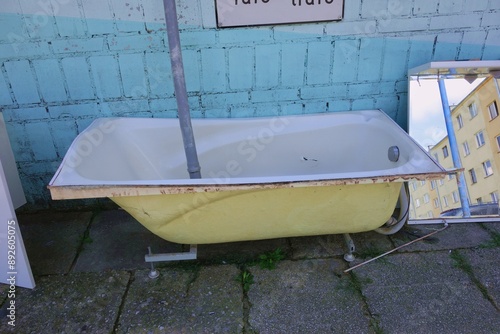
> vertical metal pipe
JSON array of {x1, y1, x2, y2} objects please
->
[
  {"x1": 438, "y1": 77, "x2": 470, "y2": 217},
  {"x1": 163, "y1": 0, "x2": 201, "y2": 179}
]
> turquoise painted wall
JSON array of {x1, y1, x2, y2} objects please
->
[{"x1": 1, "y1": 0, "x2": 499, "y2": 209}]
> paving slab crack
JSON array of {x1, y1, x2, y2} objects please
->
[
  {"x1": 183, "y1": 263, "x2": 202, "y2": 296},
  {"x1": 346, "y1": 271, "x2": 385, "y2": 334},
  {"x1": 67, "y1": 210, "x2": 100, "y2": 274},
  {"x1": 112, "y1": 270, "x2": 135, "y2": 334},
  {"x1": 450, "y1": 249, "x2": 500, "y2": 311},
  {"x1": 241, "y1": 290, "x2": 253, "y2": 334},
  {"x1": 236, "y1": 265, "x2": 255, "y2": 334}
]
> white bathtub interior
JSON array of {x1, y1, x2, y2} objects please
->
[{"x1": 50, "y1": 110, "x2": 446, "y2": 188}]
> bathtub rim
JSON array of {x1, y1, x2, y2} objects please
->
[
  {"x1": 48, "y1": 170, "x2": 452, "y2": 200},
  {"x1": 48, "y1": 109, "x2": 451, "y2": 200}
]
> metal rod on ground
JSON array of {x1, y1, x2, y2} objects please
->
[
  {"x1": 344, "y1": 222, "x2": 449, "y2": 273},
  {"x1": 163, "y1": 0, "x2": 201, "y2": 179}
]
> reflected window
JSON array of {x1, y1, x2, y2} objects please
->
[
  {"x1": 430, "y1": 180, "x2": 436, "y2": 190},
  {"x1": 496, "y1": 136, "x2": 500, "y2": 151},
  {"x1": 469, "y1": 168, "x2": 477, "y2": 184},
  {"x1": 469, "y1": 102, "x2": 478, "y2": 118},
  {"x1": 491, "y1": 191, "x2": 499, "y2": 203},
  {"x1": 488, "y1": 101, "x2": 498, "y2": 120},
  {"x1": 475, "y1": 131, "x2": 485, "y2": 147},
  {"x1": 442, "y1": 145, "x2": 449, "y2": 158},
  {"x1": 415, "y1": 198, "x2": 421, "y2": 207},
  {"x1": 424, "y1": 193, "x2": 430, "y2": 203},
  {"x1": 452, "y1": 191, "x2": 459, "y2": 203},
  {"x1": 456, "y1": 114, "x2": 464, "y2": 129},
  {"x1": 483, "y1": 160, "x2": 493, "y2": 177},
  {"x1": 443, "y1": 196, "x2": 449, "y2": 207},
  {"x1": 462, "y1": 141, "x2": 470, "y2": 156},
  {"x1": 433, "y1": 198, "x2": 439, "y2": 208},
  {"x1": 477, "y1": 197, "x2": 483, "y2": 204},
  {"x1": 411, "y1": 181, "x2": 417, "y2": 191}
]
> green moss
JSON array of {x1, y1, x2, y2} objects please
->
[
  {"x1": 480, "y1": 231, "x2": 500, "y2": 249},
  {"x1": 357, "y1": 245, "x2": 388, "y2": 263},
  {"x1": 450, "y1": 250, "x2": 472, "y2": 274},
  {"x1": 450, "y1": 250, "x2": 496, "y2": 308}
]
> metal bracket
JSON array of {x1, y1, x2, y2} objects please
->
[
  {"x1": 343, "y1": 234, "x2": 356, "y2": 262},
  {"x1": 145, "y1": 245, "x2": 198, "y2": 279}
]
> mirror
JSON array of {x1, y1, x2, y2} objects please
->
[{"x1": 408, "y1": 61, "x2": 500, "y2": 220}]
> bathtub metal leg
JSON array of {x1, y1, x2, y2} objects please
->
[
  {"x1": 343, "y1": 234, "x2": 356, "y2": 262},
  {"x1": 145, "y1": 245, "x2": 198, "y2": 278},
  {"x1": 147, "y1": 247, "x2": 160, "y2": 279}
]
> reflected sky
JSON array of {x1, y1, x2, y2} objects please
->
[{"x1": 409, "y1": 78, "x2": 484, "y2": 149}]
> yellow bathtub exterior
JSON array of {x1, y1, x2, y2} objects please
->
[
  {"x1": 110, "y1": 182, "x2": 402, "y2": 244},
  {"x1": 49, "y1": 111, "x2": 449, "y2": 244}
]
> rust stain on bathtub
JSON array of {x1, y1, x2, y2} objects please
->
[{"x1": 47, "y1": 171, "x2": 450, "y2": 200}]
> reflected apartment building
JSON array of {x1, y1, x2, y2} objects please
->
[{"x1": 410, "y1": 77, "x2": 500, "y2": 218}]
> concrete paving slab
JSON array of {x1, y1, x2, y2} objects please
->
[
  {"x1": 461, "y1": 247, "x2": 500, "y2": 308},
  {"x1": 3, "y1": 210, "x2": 499, "y2": 333},
  {"x1": 17, "y1": 211, "x2": 92, "y2": 275},
  {"x1": 0, "y1": 271, "x2": 130, "y2": 333},
  {"x1": 352, "y1": 251, "x2": 471, "y2": 285},
  {"x1": 116, "y1": 265, "x2": 244, "y2": 333},
  {"x1": 247, "y1": 259, "x2": 371, "y2": 333},
  {"x1": 289, "y1": 234, "x2": 345, "y2": 259},
  {"x1": 363, "y1": 281, "x2": 500, "y2": 334},
  {"x1": 351, "y1": 231, "x2": 394, "y2": 259},
  {"x1": 0, "y1": 284, "x2": 8, "y2": 305},
  {"x1": 74, "y1": 209, "x2": 181, "y2": 272},
  {"x1": 481, "y1": 221, "x2": 500, "y2": 235},
  {"x1": 290, "y1": 231, "x2": 393, "y2": 262},
  {"x1": 390, "y1": 223, "x2": 492, "y2": 252},
  {"x1": 354, "y1": 251, "x2": 500, "y2": 333},
  {"x1": 199, "y1": 238, "x2": 289, "y2": 264}
]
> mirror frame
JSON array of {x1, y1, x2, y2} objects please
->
[{"x1": 407, "y1": 60, "x2": 500, "y2": 224}]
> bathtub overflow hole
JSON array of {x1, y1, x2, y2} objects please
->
[{"x1": 388, "y1": 146, "x2": 400, "y2": 162}]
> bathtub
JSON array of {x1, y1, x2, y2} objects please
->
[{"x1": 48, "y1": 110, "x2": 447, "y2": 244}]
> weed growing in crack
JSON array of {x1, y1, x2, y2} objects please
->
[
  {"x1": 258, "y1": 248, "x2": 285, "y2": 270},
  {"x1": 78, "y1": 229, "x2": 93, "y2": 251},
  {"x1": 236, "y1": 270, "x2": 254, "y2": 292}
]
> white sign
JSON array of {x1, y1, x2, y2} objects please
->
[{"x1": 216, "y1": 0, "x2": 344, "y2": 27}]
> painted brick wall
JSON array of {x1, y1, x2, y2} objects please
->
[{"x1": 0, "y1": 0, "x2": 499, "y2": 209}]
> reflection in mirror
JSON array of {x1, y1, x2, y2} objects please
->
[{"x1": 408, "y1": 61, "x2": 500, "y2": 220}]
